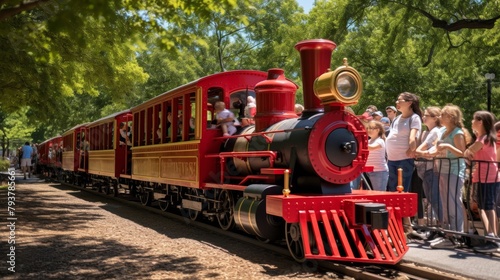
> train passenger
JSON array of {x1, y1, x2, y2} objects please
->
[
  {"x1": 241, "y1": 96, "x2": 256, "y2": 126},
  {"x1": 232, "y1": 97, "x2": 245, "y2": 120},
  {"x1": 365, "y1": 120, "x2": 388, "y2": 191},
  {"x1": 428, "y1": 104, "x2": 466, "y2": 248},
  {"x1": 415, "y1": 106, "x2": 443, "y2": 229},
  {"x1": 464, "y1": 111, "x2": 500, "y2": 253},
  {"x1": 119, "y1": 122, "x2": 132, "y2": 146},
  {"x1": 244, "y1": 96, "x2": 256, "y2": 118},
  {"x1": 215, "y1": 101, "x2": 239, "y2": 136},
  {"x1": 294, "y1": 104, "x2": 304, "y2": 116}
]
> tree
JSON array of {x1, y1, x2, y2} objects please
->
[
  {"x1": 0, "y1": 0, "x2": 241, "y2": 122},
  {"x1": 306, "y1": 0, "x2": 500, "y2": 120},
  {"x1": 0, "y1": 108, "x2": 34, "y2": 157}
]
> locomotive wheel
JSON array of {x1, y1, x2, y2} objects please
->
[
  {"x1": 217, "y1": 189, "x2": 235, "y2": 231},
  {"x1": 139, "y1": 187, "x2": 153, "y2": 206},
  {"x1": 181, "y1": 188, "x2": 200, "y2": 221},
  {"x1": 112, "y1": 181, "x2": 119, "y2": 197},
  {"x1": 103, "y1": 183, "x2": 111, "y2": 195},
  {"x1": 158, "y1": 195, "x2": 170, "y2": 211},
  {"x1": 130, "y1": 185, "x2": 137, "y2": 196},
  {"x1": 285, "y1": 222, "x2": 306, "y2": 263}
]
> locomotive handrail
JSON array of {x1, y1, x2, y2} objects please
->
[
  {"x1": 215, "y1": 127, "x2": 310, "y2": 143},
  {"x1": 205, "y1": 151, "x2": 277, "y2": 184}
]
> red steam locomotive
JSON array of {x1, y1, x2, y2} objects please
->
[{"x1": 40, "y1": 39, "x2": 417, "y2": 264}]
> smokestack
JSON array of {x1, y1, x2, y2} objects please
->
[{"x1": 294, "y1": 39, "x2": 337, "y2": 117}]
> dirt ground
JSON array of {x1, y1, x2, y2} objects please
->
[{"x1": 0, "y1": 177, "x2": 342, "y2": 279}]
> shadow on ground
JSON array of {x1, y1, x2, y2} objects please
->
[{"x1": 0, "y1": 180, "x2": 315, "y2": 279}]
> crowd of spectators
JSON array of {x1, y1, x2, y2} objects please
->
[{"x1": 357, "y1": 93, "x2": 500, "y2": 253}]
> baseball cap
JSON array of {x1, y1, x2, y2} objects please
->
[
  {"x1": 380, "y1": 117, "x2": 390, "y2": 124},
  {"x1": 372, "y1": 111, "x2": 383, "y2": 117},
  {"x1": 385, "y1": 106, "x2": 397, "y2": 112}
]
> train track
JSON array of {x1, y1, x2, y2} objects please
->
[{"x1": 55, "y1": 179, "x2": 472, "y2": 280}]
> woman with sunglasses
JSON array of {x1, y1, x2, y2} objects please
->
[{"x1": 386, "y1": 92, "x2": 423, "y2": 192}]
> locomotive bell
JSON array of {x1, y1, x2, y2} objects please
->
[{"x1": 314, "y1": 58, "x2": 363, "y2": 106}]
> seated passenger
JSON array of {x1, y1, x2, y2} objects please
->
[
  {"x1": 242, "y1": 96, "x2": 256, "y2": 126},
  {"x1": 215, "y1": 101, "x2": 239, "y2": 136},
  {"x1": 294, "y1": 104, "x2": 304, "y2": 116},
  {"x1": 119, "y1": 122, "x2": 132, "y2": 146}
]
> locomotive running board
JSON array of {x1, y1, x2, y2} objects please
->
[{"x1": 297, "y1": 207, "x2": 407, "y2": 264}]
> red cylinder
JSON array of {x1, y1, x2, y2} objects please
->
[
  {"x1": 254, "y1": 68, "x2": 298, "y2": 131},
  {"x1": 294, "y1": 39, "x2": 337, "y2": 116}
]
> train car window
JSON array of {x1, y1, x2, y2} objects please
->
[
  {"x1": 207, "y1": 87, "x2": 223, "y2": 129},
  {"x1": 63, "y1": 134, "x2": 73, "y2": 152},
  {"x1": 76, "y1": 132, "x2": 81, "y2": 150},
  {"x1": 90, "y1": 127, "x2": 95, "y2": 151},
  {"x1": 101, "y1": 123, "x2": 109, "y2": 150},
  {"x1": 139, "y1": 110, "x2": 145, "y2": 146},
  {"x1": 109, "y1": 121, "x2": 114, "y2": 149},
  {"x1": 184, "y1": 93, "x2": 194, "y2": 140},
  {"x1": 172, "y1": 97, "x2": 180, "y2": 142},
  {"x1": 100, "y1": 124, "x2": 105, "y2": 150},
  {"x1": 165, "y1": 100, "x2": 174, "y2": 143},
  {"x1": 229, "y1": 89, "x2": 256, "y2": 121},
  {"x1": 133, "y1": 113, "x2": 139, "y2": 147},
  {"x1": 146, "y1": 107, "x2": 153, "y2": 145},
  {"x1": 154, "y1": 104, "x2": 161, "y2": 144},
  {"x1": 161, "y1": 101, "x2": 168, "y2": 143}
]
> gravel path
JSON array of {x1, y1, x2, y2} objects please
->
[{"x1": 0, "y1": 177, "x2": 342, "y2": 279}]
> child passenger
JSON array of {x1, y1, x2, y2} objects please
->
[
  {"x1": 214, "y1": 101, "x2": 239, "y2": 136},
  {"x1": 465, "y1": 111, "x2": 500, "y2": 253}
]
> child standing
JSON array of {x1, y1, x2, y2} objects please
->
[
  {"x1": 465, "y1": 111, "x2": 499, "y2": 253},
  {"x1": 365, "y1": 120, "x2": 388, "y2": 191}
]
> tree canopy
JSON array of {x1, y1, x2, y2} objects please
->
[{"x1": 0, "y1": 0, "x2": 499, "y2": 150}]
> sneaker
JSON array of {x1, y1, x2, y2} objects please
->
[
  {"x1": 426, "y1": 231, "x2": 443, "y2": 241},
  {"x1": 430, "y1": 237, "x2": 455, "y2": 249},
  {"x1": 474, "y1": 241, "x2": 499, "y2": 253},
  {"x1": 429, "y1": 236, "x2": 445, "y2": 245},
  {"x1": 406, "y1": 230, "x2": 426, "y2": 240}
]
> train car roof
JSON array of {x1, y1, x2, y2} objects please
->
[
  {"x1": 87, "y1": 109, "x2": 131, "y2": 127},
  {"x1": 130, "y1": 70, "x2": 268, "y2": 111},
  {"x1": 39, "y1": 135, "x2": 62, "y2": 146},
  {"x1": 61, "y1": 123, "x2": 89, "y2": 137}
]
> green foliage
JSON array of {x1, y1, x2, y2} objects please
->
[
  {"x1": 308, "y1": 0, "x2": 500, "y2": 123},
  {"x1": 0, "y1": 158, "x2": 10, "y2": 172}
]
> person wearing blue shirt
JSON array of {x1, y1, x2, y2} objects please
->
[{"x1": 21, "y1": 142, "x2": 33, "y2": 179}]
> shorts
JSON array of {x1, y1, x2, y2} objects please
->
[
  {"x1": 21, "y1": 158, "x2": 32, "y2": 167},
  {"x1": 476, "y1": 182, "x2": 498, "y2": 210}
]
